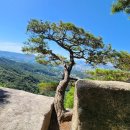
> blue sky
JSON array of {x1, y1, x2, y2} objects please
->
[{"x1": 0, "y1": 0, "x2": 130, "y2": 53}]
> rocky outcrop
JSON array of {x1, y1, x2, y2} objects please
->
[
  {"x1": 72, "y1": 80, "x2": 130, "y2": 130},
  {"x1": 0, "y1": 87, "x2": 54, "y2": 130}
]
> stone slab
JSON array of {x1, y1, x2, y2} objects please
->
[{"x1": 0, "y1": 87, "x2": 54, "y2": 130}]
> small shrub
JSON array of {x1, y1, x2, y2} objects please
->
[
  {"x1": 65, "y1": 87, "x2": 75, "y2": 108},
  {"x1": 38, "y1": 82, "x2": 58, "y2": 96}
]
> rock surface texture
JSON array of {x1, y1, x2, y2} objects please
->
[
  {"x1": 72, "y1": 80, "x2": 130, "y2": 130},
  {"x1": 0, "y1": 87, "x2": 54, "y2": 130}
]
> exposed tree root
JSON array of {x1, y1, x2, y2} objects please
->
[{"x1": 60, "y1": 110, "x2": 73, "y2": 123}]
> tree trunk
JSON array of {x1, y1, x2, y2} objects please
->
[{"x1": 54, "y1": 68, "x2": 72, "y2": 123}]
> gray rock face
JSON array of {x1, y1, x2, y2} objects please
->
[
  {"x1": 0, "y1": 87, "x2": 54, "y2": 130},
  {"x1": 72, "y1": 80, "x2": 130, "y2": 130}
]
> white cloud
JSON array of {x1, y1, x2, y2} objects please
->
[{"x1": 0, "y1": 42, "x2": 23, "y2": 53}]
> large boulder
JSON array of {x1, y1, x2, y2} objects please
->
[
  {"x1": 72, "y1": 80, "x2": 130, "y2": 130},
  {"x1": 0, "y1": 87, "x2": 54, "y2": 130}
]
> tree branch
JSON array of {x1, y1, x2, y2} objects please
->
[{"x1": 69, "y1": 77, "x2": 79, "y2": 81}]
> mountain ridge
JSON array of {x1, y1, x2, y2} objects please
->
[{"x1": 0, "y1": 50, "x2": 35, "y2": 63}]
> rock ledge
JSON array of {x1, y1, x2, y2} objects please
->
[{"x1": 0, "y1": 87, "x2": 54, "y2": 130}]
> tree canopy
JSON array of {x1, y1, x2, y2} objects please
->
[
  {"x1": 112, "y1": 51, "x2": 130, "y2": 71},
  {"x1": 23, "y1": 20, "x2": 114, "y2": 67},
  {"x1": 112, "y1": 0, "x2": 130, "y2": 14}
]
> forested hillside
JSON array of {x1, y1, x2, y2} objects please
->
[
  {"x1": 0, "y1": 53, "x2": 86, "y2": 94},
  {"x1": 0, "y1": 58, "x2": 60, "y2": 93}
]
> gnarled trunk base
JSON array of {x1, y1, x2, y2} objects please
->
[
  {"x1": 60, "y1": 110, "x2": 73, "y2": 123},
  {"x1": 54, "y1": 80, "x2": 73, "y2": 124}
]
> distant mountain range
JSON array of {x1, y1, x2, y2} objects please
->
[
  {"x1": 0, "y1": 50, "x2": 87, "y2": 81},
  {"x1": 0, "y1": 50, "x2": 89, "y2": 71},
  {"x1": 0, "y1": 51, "x2": 35, "y2": 63}
]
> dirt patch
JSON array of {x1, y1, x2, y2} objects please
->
[{"x1": 60, "y1": 121, "x2": 71, "y2": 130}]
